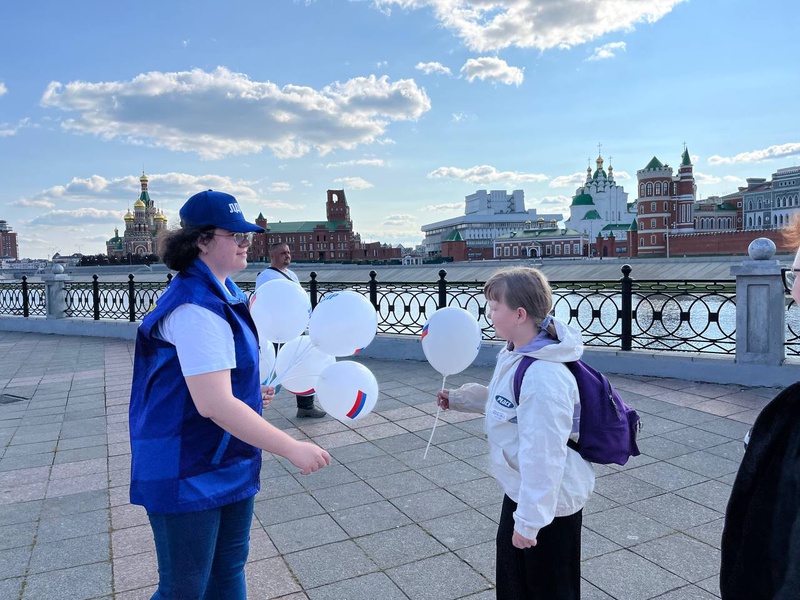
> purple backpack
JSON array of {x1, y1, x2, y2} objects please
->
[{"x1": 513, "y1": 356, "x2": 641, "y2": 466}]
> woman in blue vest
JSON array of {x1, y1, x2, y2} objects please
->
[{"x1": 129, "y1": 190, "x2": 330, "y2": 599}]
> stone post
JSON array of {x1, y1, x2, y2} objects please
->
[
  {"x1": 730, "y1": 238, "x2": 785, "y2": 365},
  {"x1": 40, "y1": 264, "x2": 71, "y2": 320}
]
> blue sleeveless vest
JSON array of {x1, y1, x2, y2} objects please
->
[{"x1": 129, "y1": 259, "x2": 262, "y2": 514}]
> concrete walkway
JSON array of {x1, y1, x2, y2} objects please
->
[{"x1": 0, "y1": 331, "x2": 775, "y2": 599}]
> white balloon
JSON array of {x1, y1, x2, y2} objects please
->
[
  {"x1": 421, "y1": 307, "x2": 482, "y2": 376},
  {"x1": 273, "y1": 336, "x2": 335, "y2": 395},
  {"x1": 250, "y1": 279, "x2": 311, "y2": 343},
  {"x1": 259, "y1": 342, "x2": 276, "y2": 386},
  {"x1": 309, "y1": 290, "x2": 378, "y2": 357},
  {"x1": 315, "y1": 361, "x2": 379, "y2": 421}
]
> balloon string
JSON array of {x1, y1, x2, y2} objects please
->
[
  {"x1": 424, "y1": 374, "x2": 447, "y2": 460},
  {"x1": 269, "y1": 339, "x2": 314, "y2": 389},
  {"x1": 264, "y1": 343, "x2": 281, "y2": 387}
]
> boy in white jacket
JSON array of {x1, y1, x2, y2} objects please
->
[{"x1": 437, "y1": 267, "x2": 594, "y2": 599}]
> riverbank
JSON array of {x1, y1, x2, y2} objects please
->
[{"x1": 11, "y1": 254, "x2": 794, "y2": 284}]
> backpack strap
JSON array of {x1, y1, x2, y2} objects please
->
[
  {"x1": 513, "y1": 356, "x2": 537, "y2": 405},
  {"x1": 513, "y1": 355, "x2": 580, "y2": 454},
  {"x1": 267, "y1": 267, "x2": 295, "y2": 282}
]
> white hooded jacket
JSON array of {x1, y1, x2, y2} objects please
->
[{"x1": 448, "y1": 318, "x2": 595, "y2": 540}]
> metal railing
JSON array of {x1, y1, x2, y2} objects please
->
[{"x1": 1, "y1": 267, "x2": 795, "y2": 356}]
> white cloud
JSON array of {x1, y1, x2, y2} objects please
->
[
  {"x1": 708, "y1": 143, "x2": 800, "y2": 165},
  {"x1": 429, "y1": 165, "x2": 548, "y2": 185},
  {"x1": 268, "y1": 181, "x2": 293, "y2": 192},
  {"x1": 261, "y1": 200, "x2": 306, "y2": 210},
  {"x1": 372, "y1": 0, "x2": 687, "y2": 53},
  {"x1": 460, "y1": 57, "x2": 524, "y2": 86},
  {"x1": 333, "y1": 176, "x2": 374, "y2": 189},
  {"x1": 537, "y1": 195, "x2": 569, "y2": 207},
  {"x1": 422, "y1": 202, "x2": 463, "y2": 212},
  {"x1": 384, "y1": 213, "x2": 417, "y2": 227},
  {"x1": 0, "y1": 117, "x2": 32, "y2": 138},
  {"x1": 612, "y1": 170, "x2": 631, "y2": 179},
  {"x1": 0, "y1": 82, "x2": 7, "y2": 96},
  {"x1": 587, "y1": 41, "x2": 626, "y2": 61},
  {"x1": 723, "y1": 175, "x2": 744, "y2": 183},
  {"x1": 451, "y1": 112, "x2": 472, "y2": 122},
  {"x1": 15, "y1": 172, "x2": 264, "y2": 214},
  {"x1": 694, "y1": 172, "x2": 722, "y2": 185},
  {"x1": 376, "y1": 60, "x2": 389, "y2": 68},
  {"x1": 549, "y1": 172, "x2": 586, "y2": 188},
  {"x1": 415, "y1": 61, "x2": 452, "y2": 76},
  {"x1": 325, "y1": 159, "x2": 386, "y2": 168},
  {"x1": 29, "y1": 208, "x2": 124, "y2": 227},
  {"x1": 40, "y1": 67, "x2": 431, "y2": 160}
]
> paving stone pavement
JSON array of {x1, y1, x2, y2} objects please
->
[{"x1": 0, "y1": 331, "x2": 778, "y2": 599}]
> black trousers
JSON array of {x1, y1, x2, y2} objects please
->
[{"x1": 496, "y1": 495, "x2": 582, "y2": 600}]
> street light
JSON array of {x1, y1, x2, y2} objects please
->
[{"x1": 666, "y1": 223, "x2": 674, "y2": 259}]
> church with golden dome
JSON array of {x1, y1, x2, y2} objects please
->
[{"x1": 106, "y1": 173, "x2": 168, "y2": 259}]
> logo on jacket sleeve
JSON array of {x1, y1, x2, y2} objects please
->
[{"x1": 494, "y1": 395, "x2": 514, "y2": 409}]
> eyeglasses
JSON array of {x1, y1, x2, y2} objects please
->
[
  {"x1": 214, "y1": 231, "x2": 254, "y2": 246},
  {"x1": 782, "y1": 267, "x2": 800, "y2": 292}
]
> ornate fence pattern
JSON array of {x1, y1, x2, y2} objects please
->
[
  {"x1": 1, "y1": 268, "x2": 797, "y2": 355},
  {"x1": 0, "y1": 277, "x2": 46, "y2": 317}
]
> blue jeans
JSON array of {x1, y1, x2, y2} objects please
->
[{"x1": 148, "y1": 495, "x2": 255, "y2": 600}]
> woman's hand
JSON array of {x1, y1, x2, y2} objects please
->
[
  {"x1": 287, "y1": 440, "x2": 331, "y2": 475},
  {"x1": 512, "y1": 531, "x2": 537, "y2": 549},
  {"x1": 261, "y1": 385, "x2": 275, "y2": 407},
  {"x1": 436, "y1": 389, "x2": 450, "y2": 410}
]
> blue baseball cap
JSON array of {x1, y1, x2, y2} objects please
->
[{"x1": 179, "y1": 190, "x2": 264, "y2": 233}]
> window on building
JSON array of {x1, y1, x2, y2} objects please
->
[
  {"x1": 513, "y1": 246, "x2": 519, "y2": 256},
  {"x1": 555, "y1": 245, "x2": 561, "y2": 255},
  {"x1": 650, "y1": 202, "x2": 656, "y2": 211},
  {"x1": 564, "y1": 244, "x2": 571, "y2": 255},
  {"x1": 655, "y1": 182, "x2": 661, "y2": 195},
  {"x1": 639, "y1": 238, "x2": 644, "y2": 247},
  {"x1": 573, "y1": 243, "x2": 580, "y2": 254},
  {"x1": 504, "y1": 246, "x2": 510, "y2": 257},
  {"x1": 546, "y1": 245, "x2": 552, "y2": 255},
  {"x1": 647, "y1": 182, "x2": 653, "y2": 196},
  {"x1": 495, "y1": 247, "x2": 501, "y2": 257},
  {"x1": 650, "y1": 219, "x2": 656, "y2": 228},
  {"x1": 651, "y1": 235, "x2": 656, "y2": 244}
]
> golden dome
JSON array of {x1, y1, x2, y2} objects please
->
[
  {"x1": 124, "y1": 210, "x2": 134, "y2": 221},
  {"x1": 133, "y1": 198, "x2": 146, "y2": 209},
  {"x1": 154, "y1": 210, "x2": 168, "y2": 222},
  {"x1": 140, "y1": 172, "x2": 149, "y2": 182}
]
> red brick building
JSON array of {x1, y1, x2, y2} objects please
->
[
  {"x1": 250, "y1": 189, "x2": 400, "y2": 263},
  {"x1": 635, "y1": 148, "x2": 696, "y2": 256},
  {"x1": 0, "y1": 221, "x2": 19, "y2": 259}
]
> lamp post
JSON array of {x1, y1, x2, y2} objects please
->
[{"x1": 666, "y1": 223, "x2": 674, "y2": 259}]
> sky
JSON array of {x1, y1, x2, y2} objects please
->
[{"x1": 2, "y1": 0, "x2": 799, "y2": 259}]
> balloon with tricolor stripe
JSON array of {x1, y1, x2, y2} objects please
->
[{"x1": 315, "y1": 361, "x2": 379, "y2": 421}]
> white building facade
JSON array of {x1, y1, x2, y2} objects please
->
[
  {"x1": 562, "y1": 155, "x2": 636, "y2": 251},
  {"x1": 421, "y1": 189, "x2": 562, "y2": 256}
]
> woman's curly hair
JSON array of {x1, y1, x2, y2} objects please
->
[{"x1": 157, "y1": 225, "x2": 215, "y2": 272}]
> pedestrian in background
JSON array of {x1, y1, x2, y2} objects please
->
[
  {"x1": 256, "y1": 241, "x2": 326, "y2": 418},
  {"x1": 129, "y1": 190, "x2": 330, "y2": 599}
]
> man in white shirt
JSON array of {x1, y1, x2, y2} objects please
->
[{"x1": 256, "y1": 243, "x2": 326, "y2": 418}]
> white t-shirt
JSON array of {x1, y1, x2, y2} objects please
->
[
  {"x1": 156, "y1": 304, "x2": 236, "y2": 376},
  {"x1": 256, "y1": 267, "x2": 299, "y2": 289}
]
